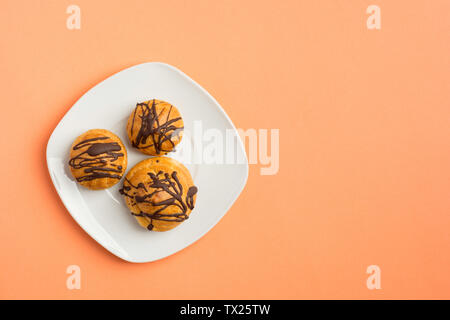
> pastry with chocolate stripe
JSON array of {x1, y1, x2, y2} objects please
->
[
  {"x1": 120, "y1": 157, "x2": 198, "y2": 232},
  {"x1": 126, "y1": 99, "x2": 184, "y2": 155},
  {"x1": 68, "y1": 129, "x2": 127, "y2": 190}
]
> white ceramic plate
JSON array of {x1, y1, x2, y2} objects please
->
[{"x1": 46, "y1": 62, "x2": 248, "y2": 263}]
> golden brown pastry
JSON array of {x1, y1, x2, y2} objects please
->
[
  {"x1": 126, "y1": 99, "x2": 184, "y2": 155},
  {"x1": 120, "y1": 157, "x2": 198, "y2": 231},
  {"x1": 68, "y1": 129, "x2": 127, "y2": 190}
]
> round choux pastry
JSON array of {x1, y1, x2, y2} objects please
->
[
  {"x1": 68, "y1": 129, "x2": 127, "y2": 190},
  {"x1": 120, "y1": 157, "x2": 198, "y2": 232},
  {"x1": 126, "y1": 99, "x2": 184, "y2": 155}
]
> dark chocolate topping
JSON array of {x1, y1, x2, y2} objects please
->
[
  {"x1": 130, "y1": 99, "x2": 183, "y2": 154},
  {"x1": 119, "y1": 170, "x2": 198, "y2": 230},
  {"x1": 186, "y1": 186, "x2": 198, "y2": 210},
  {"x1": 68, "y1": 136, "x2": 124, "y2": 182}
]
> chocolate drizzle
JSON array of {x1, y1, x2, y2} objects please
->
[
  {"x1": 119, "y1": 170, "x2": 198, "y2": 230},
  {"x1": 69, "y1": 136, "x2": 124, "y2": 182},
  {"x1": 186, "y1": 185, "x2": 198, "y2": 210},
  {"x1": 130, "y1": 99, "x2": 183, "y2": 154}
]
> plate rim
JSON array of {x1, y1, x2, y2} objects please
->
[{"x1": 45, "y1": 62, "x2": 249, "y2": 263}]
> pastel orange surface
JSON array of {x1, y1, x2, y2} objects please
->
[{"x1": 0, "y1": 0, "x2": 449, "y2": 299}]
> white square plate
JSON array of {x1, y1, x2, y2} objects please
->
[{"x1": 46, "y1": 62, "x2": 248, "y2": 263}]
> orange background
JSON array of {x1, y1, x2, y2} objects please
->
[{"x1": 1, "y1": 0, "x2": 449, "y2": 299}]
